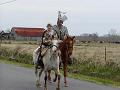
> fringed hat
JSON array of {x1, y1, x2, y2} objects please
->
[{"x1": 58, "y1": 11, "x2": 68, "y2": 22}]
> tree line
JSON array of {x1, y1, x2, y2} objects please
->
[{"x1": 76, "y1": 29, "x2": 120, "y2": 43}]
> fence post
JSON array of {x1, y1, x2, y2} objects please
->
[{"x1": 105, "y1": 46, "x2": 107, "y2": 62}]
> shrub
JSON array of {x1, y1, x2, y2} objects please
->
[
  {"x1": 0, "y1": 47, "x2": 33, "y2": 65},
  {"x1": 68, "y1": 56, "x2": 120, "y2": 82}
]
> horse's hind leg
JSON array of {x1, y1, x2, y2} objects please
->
[
  {"x1": 35, "y1": 65, "x2": 40, "y2": 87},
  {"x1": 53, "y1": 73, "x2": 57, "y2": 82},
  {"x1": 56, "y1": 74, "x2": 61, "y2": 90},
  {"x1": 38, "y1": 69, "x2": 43, "y2": 87},
  {"x1": 44, "y1": 71, "x2": 48, "y2": 90}
]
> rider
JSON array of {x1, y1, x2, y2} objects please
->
[
  {"x1": 52, "y1": 11, "x2": 69, "y2": 40},
  {"x1": 42, "y1": 23, "x2": 53, "y2": 47},
  {"x1": 52, "y1": 11, "x2": 69, "y2": 69},
  {"x1": 35, "y1": 24, "x2": 53, "y2": 66}
]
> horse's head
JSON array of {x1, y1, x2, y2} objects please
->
[
  {"x1": 51, "y1": 37, "x2": 62, "y2": 53},
  {"x1": 64, "y1": 36, "x2": 75, "y2": 57}
]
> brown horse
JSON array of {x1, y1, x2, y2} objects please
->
[{"x1": 48, "y1": 36, "x2": 75, "y2": 87}]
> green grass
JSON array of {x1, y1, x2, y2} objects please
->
[
  {"x1": 0, "y1": 57, "x2": 33, "y2": 68},
  {"x1": 68, "y1": 73, "x2": 120, "y2": 88},
  {"x1": 67, "y1": 58, "x2": 120, "y2": 88}
]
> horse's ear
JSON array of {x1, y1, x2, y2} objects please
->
[
  {"x1": 72, "y1": 36, "x2": 76, "y2": 43},
  {"x1": 72, "y1": 36, "x2": 75, "y2": 39},
  {"x1": 52, "y1": 35, "x2": 54, "y2": 39}
]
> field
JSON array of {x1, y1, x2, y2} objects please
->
[
  {"x1": 74, "y1": 43, "x2": 120, "y2": 64},
  {"x1": 1, "y1": 41, "x2": 120, "y2": 64},
  {"x1": 0, "y1": 41, "x2": 120, "y2": 86}
]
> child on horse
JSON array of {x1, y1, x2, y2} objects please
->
[{"x1": 34, "y1": 24, "x2": 53, "y2": 67}]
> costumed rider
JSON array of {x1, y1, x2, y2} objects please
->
[
  {"x1": 52, "y1": 11, "x2": 69, "y2": 40},
  {"x1": 52, "y1": 11, "x2": 69, "y2": 68}
]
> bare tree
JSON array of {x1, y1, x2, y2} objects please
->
[{"x1": 108, "y1": 29, "x2": 119, "y2": 42}]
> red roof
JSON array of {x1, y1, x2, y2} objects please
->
[{"x1": 12, "y1": 27, "x2": 45, "y2": 37}]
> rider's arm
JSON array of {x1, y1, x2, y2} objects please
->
[
  {"x1": 64, "y1": 27, "x2": 69, "y2": 39},
  {"x1": 64, "y1": 27, "x2": 69, "y2": 36},
  {"x1": 52, "y1": 25, "x2": 58, "y2": 39}
]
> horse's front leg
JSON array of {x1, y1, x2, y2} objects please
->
[
  {"x1": 56, "y1": 68, "x2": 61, "y2": 90},
  {"x1": 63, "y1": 62, "x2": 68, "y2": 87},
  {"x1": 44, "y1": 71, "x2": 48, "y2": 90},
  {"x1": 48, "y1": 70, "x2": 52, "y2": 82},
  {"x1": 48, "y1": 70, "x2": 58, "y2": 83}
]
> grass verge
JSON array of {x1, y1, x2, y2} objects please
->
[
  {"x1": 68, "y1": 72, "x2": 120, "y2": 88},
  {"x1": 0, "y1": 57, "x2": 33, "y2": 68}
]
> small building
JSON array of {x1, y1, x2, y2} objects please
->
[
  {"x1": 11, "y1": 27, "x2": 45, "y2": 41},
  {"x1": 0, "y1": 31, "x2": 11, "y2": 40}
]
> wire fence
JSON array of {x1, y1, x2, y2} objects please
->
[{"x1": 73, "y1": 43, "x2": 120, "y2": 65}]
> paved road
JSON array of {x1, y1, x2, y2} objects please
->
[{"x1": 0, "y1": 63, "x2": 119, "y2": 90}]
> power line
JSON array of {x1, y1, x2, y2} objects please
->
[{"x1": 0, "y1": 0, "x2": 16, "y2": 5}]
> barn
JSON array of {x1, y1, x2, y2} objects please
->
[{"x1": 11, "y1": 27, "x2": 45, "y2": 41}]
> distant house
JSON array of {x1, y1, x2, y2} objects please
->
[
  {"x1": 0, "y1": 31, "x2": 11, "y2": 40},
  {"x1": 11, "y1": 27, "x2": 45, "y2": 41}
]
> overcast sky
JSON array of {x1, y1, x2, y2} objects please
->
[{"x1": 0, "y1": 0, "x2": 120, "y2": 35}]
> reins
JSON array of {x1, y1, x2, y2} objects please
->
[
  {"x1": 50, "y1": 45, "x2": 58, "y2": 48},
  {"x1": 41, "y1": 44, "x2": 59, "y2": 58}
]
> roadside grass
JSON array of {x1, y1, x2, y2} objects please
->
[
  {"x1": 68, "y1": 73, "x2": 120, "y2": 88},
  {"x1": 67, "y1": 57, "x2": 120, "y2": 88},
  {"x1": 0, "y1": 57, "x2": 33, "y2": 68}
]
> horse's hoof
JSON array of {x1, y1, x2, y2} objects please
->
[
  {"x1": 44, "y1": 87, "x2": 48, "y2": 90},
  {"x1": 36, "y1": 81, "x2": 41, "y2": 87},
  {"x1": 64, "y1": 83, "x2": 69, "y2": 87},
  {"x1": 36, "y1": 83, "x2": 41, "y2": 87},
  {"x1": 48, "y1": 80, "x2": 52, "y2": 83},
  {"x1": 53, "y1": 79, "x2": 57, "y2": 82},
  {"x1": 56, "y1": 88, "x2": 60, "y2": 90}
]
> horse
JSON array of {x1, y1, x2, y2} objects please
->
[
  {"x1": 33, "y1": 38, "x2": 62, "y2": 90},
  {"x1": 48, "y1": 36, "x2": 75, "y2": 87}
]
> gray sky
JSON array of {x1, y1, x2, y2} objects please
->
[{"x1": 0, "y1": 0, "x2": 120, "y2": 35}]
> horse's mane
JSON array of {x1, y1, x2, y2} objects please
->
[
  {"x1": 59, "y1": 38, "x2": 67, "y2": 49},
  {"x1": 59, "y1": 36, "x2": 73, "y2": 50}
]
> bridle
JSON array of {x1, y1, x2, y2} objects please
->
[{"x1": 50, "y1": 45, "x2": 58, "y2": 49}]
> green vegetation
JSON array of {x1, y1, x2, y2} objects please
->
[
  {"x1": 68, "y1": 73, "x2": 120, "y2": 88},
  {"x1": 0, "y1": 42, "x2": 120, "y2": 87},
  {"x1": 0, "y1": 57, "x2": 33, "y2": 68},
  {"x1": 0, "y1": 47, "x2": 33, "y2": 64},
  {"x1": 68, "y1": 57, "x2": 120, "y2": 82},
  {"x1": 67, "y1": 57, "x2": 120, "y2": 87}
]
